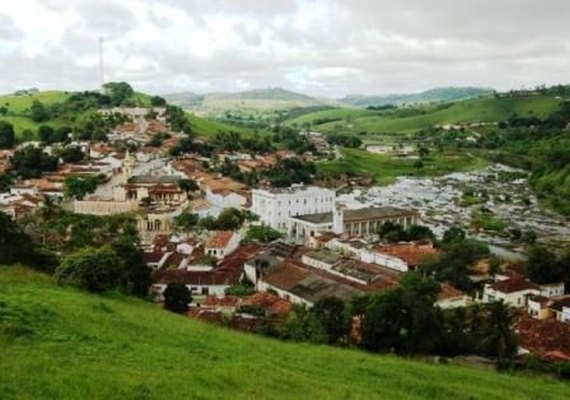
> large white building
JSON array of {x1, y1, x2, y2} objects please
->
[{"x1": 251, "y1": 185, "x2": 336, "y2": 230}]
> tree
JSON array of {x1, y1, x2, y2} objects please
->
[
  {"x1": 479, "y1": 301, "x2": 518, "y2": 369},
  {"x1": 10, "y1": 146, "x2": 59, "y2": 178},
  {"x1": 55, "y1": 246, "x2": 125, "y2": 292},
  {"x1": 63, "y1": 176, "x2": 100, "y2": 200},
  {"x1": 0, "y1": 121, "x2": 15, "y2": 149},
  {"x1": 112, "y1": 237, "x2": 151, "y2": 298},
  {"x1": 38, "y1": 125, "x2": 55, "y2": 143},
  {"x1": 525, "y1": 245, "x2": 564, "y2": 284},
  {"x1": 163, "y1": 282, "x2": 192, "y2": 313},
  {"x1": 150, "y1": 96, "x2": 167, "y2": 107},
  {"x1": 245, "y1": 225, "x2": 284, "y2": 243},
  {"x1": 177, "y1": 178, "x2": 199, "y2": 193},
  {"x1": 30, "y1": 99, "x2": 49, "y2": 122},
  {"x1": 361, "y1": 272, "x2": 442, "y2": 355},
  {"x1": 442, "y1": 226, "x2": 466, "y2": 245},
  {"x1": 174, "y1": 212, "x2": 199, "y2": 231},
  {"x1": 311, "y1": 297, "x2": 350, "y2": 345},
  {"x1": 281, "y1": 304, "x2": 326, "y2": 343},
  {"x1": 59, "y1": 146, "x2": 85, "y2": 163},
  {"x1": 103, "y1": 82, "x2": 134, "y2": 106}
]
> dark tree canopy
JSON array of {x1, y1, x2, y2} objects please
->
[
  {"x1": 163, "y1": 282, "x2": 192, "y2": 313},
  {"x1": 10, "y1": 146, "x2": 59, "y2": 178},
  {"x1": 0, "y1": 120, "x2": 15, "y2": 149}
]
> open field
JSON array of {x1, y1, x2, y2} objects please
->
[
  {"x1": 319, "y1": 148, "x2": 490, "y2": 184},
  {"x1": 2, "y1": 266, "x2": 569, "y2": 400},
  {"x1": 0, "y1": 90, "x2": 70, "y2": 113}
]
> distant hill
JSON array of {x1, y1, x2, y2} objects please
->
[
  {"x1": 2, "y1": 266, "x2": 569, "y2": 399},
  {"x1": 165, "y1": 87, "x2": 324, "y2": 114},
  {"x1": 340, "y1": 87, "x2": 494, "y2": 108},
  {"x1": 285, "y1": 93, "x2": 563, "y2": 133}
]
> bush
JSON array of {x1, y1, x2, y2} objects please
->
[
  {"x1": 56, "y1": 246, "x2": 124, "y2": 292},
  {"x1": 163, "y1": 282, "x2": 192, "y2": 313}
]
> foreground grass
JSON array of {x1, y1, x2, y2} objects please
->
[
  {"x1": 1, "y1": 267, "x2": 569, "y2": 399},
  {"x1": 319, "y1": 148, "x2": 490, "y2": 184}
]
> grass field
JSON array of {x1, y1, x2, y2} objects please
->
[
  {"x1": 0, "y1": 90, "x2": 70, "y2": 114},
  {"x1": 319, "y1": 148, "x2": 490, "y2": 184},
  {"x1": 286, "y1": 95, "x2": 562, "y2": 135},
  {"x1": 1, "y1": 266, "x2": 569, "y2": 400}
]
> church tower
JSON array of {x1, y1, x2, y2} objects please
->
[
  {"x1": 332, "y1": 203, "x2": 344, "y2": 235},
  {"x1": 123, "y1": 149, "x2": 136, "y2": 178}
]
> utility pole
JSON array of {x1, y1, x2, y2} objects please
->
[{"x1": 99, "y1": 37, "x2": 105, "y2": 90}]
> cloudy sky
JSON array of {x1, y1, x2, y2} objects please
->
[{"x1": 1, "y1": 0, "x2": 569, "y2": 97}]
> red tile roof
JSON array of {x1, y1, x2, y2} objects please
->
[
  {"x1": 439, "y1": 283, "x2": 465, "y2": 300},
  {"x1": 489, "y1": 278, "x2": 539, "y2": 294},
  {"x1": 518, "y1": 314, "x2": 570, "y2": 361},
  {"x1": 207, "y1": 231, "x2": 235, "y2": 249},
  {"x1": 242, "y1": 292, "x2": 292, "y2": 316},
  {"x1": 376, "y1": 242, "x2": 439, "y2": 266}
]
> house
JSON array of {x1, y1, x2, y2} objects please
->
[
  {"x1": 549, "y1": 297, "x2": 570, "y2": 323},
  {"x1": 360, "y1": 241, "x2": 439, "y2": 273},
  {"x1": 152, "y1": 243, "x2": 261, "y2": 298},
  {"x1": 538, "y1": 282, "x2": 565, "y2": 298},
  {"x1": 527, "y1": 295, "x2": 552, "y2": 320},
  {"x1": 482, "y1": 278, "x2": 540, "y2": 307},
  {"x1": 288, "y1": 205, "x2": 420, "y2": 243},
  {"x1": 205, "y1": 231, "x2": 241, "y2": 260},
  {"x1": 251, "y1": 185, "x2": 336, "y2": 231},
  {"x1": 436, "y1": 284, "x2": 468, "y2": 309}
]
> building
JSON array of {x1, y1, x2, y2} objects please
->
[
  {"x1": 288, "y1": 206, "x2": 420, "y2": 243},
  {"x1": 482, "y1": 278, "x2": 540, "y2": 307},
  {"x1": 251, "y1": 185, "x2": 336, "y2": 230},
  {"x1": 205, "y1": 231, "x2": 241, "y2": 260}
]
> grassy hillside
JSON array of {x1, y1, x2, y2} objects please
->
[
  {"x1": 167, "y1": 88, "x2": 324, "y2": 114},
  {"x1": 286, "y1": 95, "x2": 562, "y2": 135},
  {"x1": 0, "y1": 90, "x2": 70, "y2": 113},
  {"x1": 2, "y1": 266, "x2": 569, "y2": 400},
  {"x1": 319, "y1": 148, "x2": 490, "y2": 184},
  {"x1": 340, "y1": 87, "x2": 494, "y2": 107}
]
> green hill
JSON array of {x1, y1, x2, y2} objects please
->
[
  {"x1": 286, "y1": 94, "x2": 563, "y2": 135},
  {"x1": 165, "y1": 87, "x2": 324, "y2": 114},
  {"x1": 340, "y1": 87, "x2": 494, "y2": 107},
  {"x1": 0, "y1": 89, "x2": 261, "y2": 141},
  {"x1": 1, "y1": 266, "x2": 569, "y2": 400}
]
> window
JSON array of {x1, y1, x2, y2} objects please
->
[{"x1": 201, "y1": 287, "x2": 209, "y2": 295}]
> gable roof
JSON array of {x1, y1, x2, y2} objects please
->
[{"x1": 489, "y1": 278, "x2": 539, "y2": 294}]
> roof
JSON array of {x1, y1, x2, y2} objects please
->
[
  {"x1": 376, "y1": 242, "x2": 439, "y2": 266},
  {"x1": 206, "y1": 231, "x2": 235, "y2": 249},
  {"x1": 517, "y1": 314, "x2": 570, "y2": 361},
  {"x1": 488, "y1": 278, "x2": 539, "y2": 294},
  {"x1": 128, "y1": 175, "x2": 180, "y2": 185},
  {"x1": 153, "y1": 244, "x2": 261, "y2": 287},
  {"x1": 293, "y1": 206, "x2": 418, "y2": 225},
  {"x1": 549, "y1": 297, "x2": 570, "y2": 313},
  {"x1": 203, "y1": 295, "x2": 241, "y2": 307},
  {"x1": 438, "y1": 283, "x2": 465, "y2": 300},
  {"x1": 303, "y1": 249, "x2": 341, "y2": 265},
  {"x1": 242, "y1": 292, "x2": 292, "y2": 316}
]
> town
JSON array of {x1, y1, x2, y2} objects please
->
[{"x1": 1, "y1": 83, "x2": 569, "y2": 374}]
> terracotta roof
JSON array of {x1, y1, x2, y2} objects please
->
[
  {"x1": 376, "y1": 242, "x2": 440, "y2": 266},
  {"x1": 206, "y1": 231, "x2": 235, "y2": 249},
  {"x1": 489, "y1": 278, "x2": 539, "y2": 294},
  {"x1": 242, "y1": 292, "x2": 292, "y2": 316},
  {"x1": 203, "y1": 295, "x2": 241, "y2": 307},
  {"x1": 439, "y1": 283, "x2": 465, "y2": 300},
  {"x1": 262, "y1": 261, "x2": 311, "y2": 291},
  {"x1": 517, "y1": 314, "x2": 570, "y2": 361},
  {"x1": 549, "y1": 297, "x2": 570, "y2": 313}
]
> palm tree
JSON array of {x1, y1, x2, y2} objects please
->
[{"x1": 480, "y1": 301, "x2": 518, "y2": 369}]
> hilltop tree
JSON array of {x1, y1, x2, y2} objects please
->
[
  {"x1": 163, "y1": 282, "x2": 192, "y2": 313},
  {"x1": 150, "y1": 96, "x2": 167, "y2": 107},
  {"x1": 0, "y1": 120, "x2": 15, "y2": 149},
  {"x1": 103, "y1": 82, "x2": 134, "y2": 106}
]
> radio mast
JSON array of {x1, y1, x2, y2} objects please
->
[{"x1": 99, "y1": 37, "x2": 105, "y2": 90}]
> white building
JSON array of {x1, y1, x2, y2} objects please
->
[
  {"x1": 205, "y1": 231, "x2": 241, "y2": 260},
  {"x1": 251, "y1": 185, "x2": 336, "y2": 230},
  {"x1": 482, "y1": 279, "x2": 540, "y2": 307},
  {"x1": 205, "y1": 189, "x2": 247, "y2": 209}
]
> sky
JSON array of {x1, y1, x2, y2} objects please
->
[{"x1": 0, "y1": 0, "x2": 569, "y2": 97}]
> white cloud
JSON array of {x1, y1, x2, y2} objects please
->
[{"x1": 0, "y1": 0, "x2": 568, "y2": 96}]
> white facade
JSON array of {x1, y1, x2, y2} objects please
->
[
  {"x1": 483, "y1": 285, "x2": 540, "y2": 308},
  {"x1": 251, "y1": 185, "x2": 335, "y2": 230},
  {"x1": 359, "y1": 250, "x2": 409, "y2": 272},
  {"x1": 539, "y1": 283, "x2": 565, "y2": 298},
  {"x1": 205, "y1": 232, "x2": 241, "y2": 260},
  {"x1": 205, "y1": 189, "x2": 247, "y2": 209}
]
